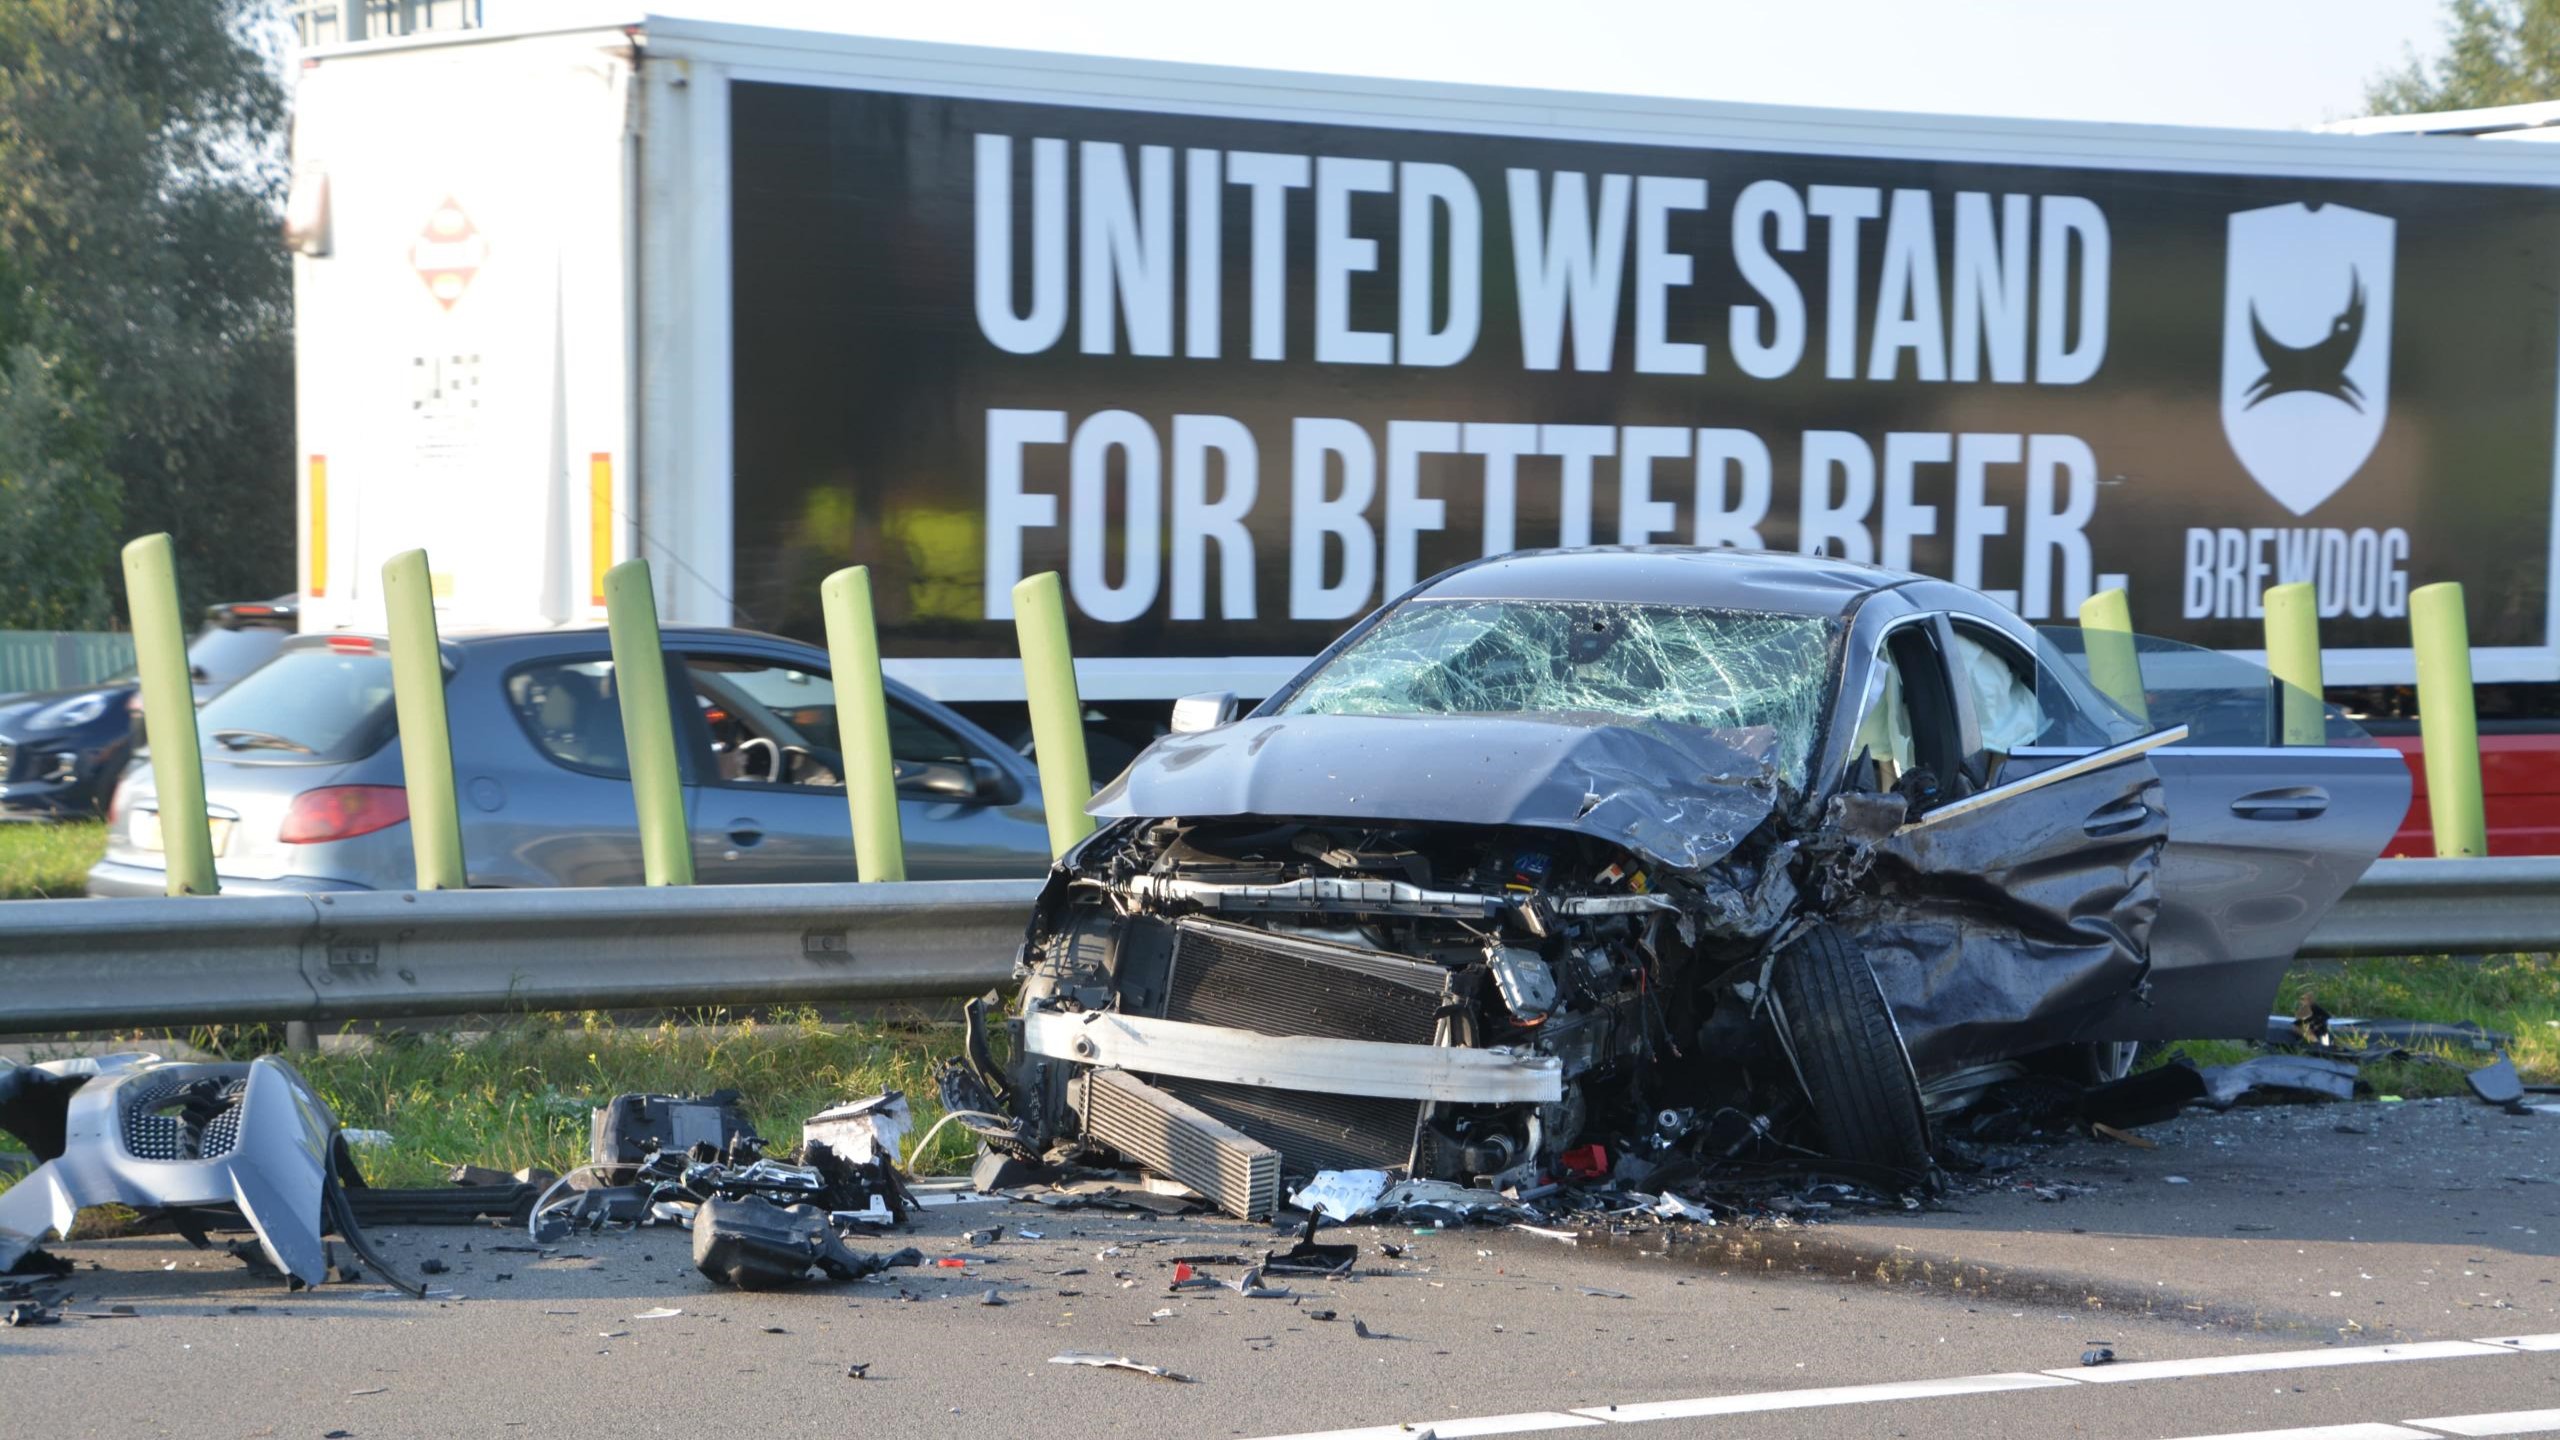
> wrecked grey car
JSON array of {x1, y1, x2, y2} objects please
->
[{"x1": 987, "y1": 549, "x2": 2409, "y2": 1217}]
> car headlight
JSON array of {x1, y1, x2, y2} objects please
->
[{"x1": 28, "y1": 690, "x2": 113, "y2": 731}]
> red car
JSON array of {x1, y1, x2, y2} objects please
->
[{"x1": 2335, "y1": 684, "x2": 2560, "y2": 856}]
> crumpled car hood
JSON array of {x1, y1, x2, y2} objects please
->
[{"x1": 1087, "y1": 712, "x2": 1786, "y2": 871}]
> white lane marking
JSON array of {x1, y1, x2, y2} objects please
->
[
  {"x1": 2150, "y1": 1414, "x2": 2426, "y2": 1424},
  {"x1": 1433, "y1": 1416, "x2": 1606, "y2": 1437},
  {"x1": 2407, "y1": 1411, "x2": 2560, "y2": 1437},
  {"x1": 1251, "y1": 1414, "x2": 1602, "y2": 1440},
  {"x1": 2045, "y1": 1340, "x2": 2515, "y2": 1384},
  {"x1": 1570, "y1": 1372, "x2": 2078, "y2": 1423},
  {"x1": 1247, "y1": 1334, "x2": 2534, "y2": 1440}
]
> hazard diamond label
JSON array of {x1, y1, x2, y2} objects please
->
[{"x1": 410, "y1": 197, "x2": 488, "y2": 311}]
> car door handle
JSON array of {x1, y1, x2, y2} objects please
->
[
  {"x1": 726, "y1": 821, "x2": 765, "y2": 847},
  {"x1": 2230, "y1": 786, "x2": 2328, "y2": 819},
  {"x1": 2083, "y1": 799, "x2": 2152, "y2": 837}
]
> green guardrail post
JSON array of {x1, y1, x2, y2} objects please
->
[
  {"x1": 2077, "y1": 586, "x2": 2149, "y2": 724},
  {"x1": 1012, "y1": 571, "x2": 1096, "y2": 860},
  {"x1": 2262, "y1": 580, "x2": 2325, "y2": 748},
  {"x1": 2410, "y1": 581, "x2": 2488, "y2": 858},
  {"x1": 602, "y1": 558, "x2": 695, "y2": 885},
  {"x1": 820, "y1": 565, "x2": 906, "y2": 882},
  {"x1": 381, "y1": 549, "x2": 467, "y2": 889},
  {"x1": 120, "y1": 534, "x2": 216, "y2": 896}
]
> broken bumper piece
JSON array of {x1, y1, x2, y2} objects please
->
[{"x1": 0, "y1": 1055, "x2": 345, "y2": 1289}]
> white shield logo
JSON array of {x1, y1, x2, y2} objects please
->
[{"x1": 2221, "y1": 203, "x2": 2395, "y2": 516}]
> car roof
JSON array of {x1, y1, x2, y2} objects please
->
[
  {"x1": 283, "y1": 624, "x2": 817, "y2": 650},
  {"x1": 1413, "y1": 546, "x2": 1919, "y2": 618},
  {"x1": 274, "y1": 625, "x2": 830, "y2": 669}
]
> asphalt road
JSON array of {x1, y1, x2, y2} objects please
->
[{"x1": 9, "y1": 1097, "x2": 2558, "y2": 1439}]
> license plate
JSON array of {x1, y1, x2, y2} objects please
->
[{"x1": 132, "y1": 810, "x2": 233, "y2": 857}]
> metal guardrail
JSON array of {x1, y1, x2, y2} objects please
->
[
  {"x1": 2294, "y1": 856, "x2": 2560, "y2": 960},
  {"x1": 0, "y1": 879, "x2": 1041, "y2": 1032},
  {"x1": 0, "y1": 858, "x2": 2550, "y2": 1034}
]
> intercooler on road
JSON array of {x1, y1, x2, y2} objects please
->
[
  {"x1": 1076, "y1": 1068, "x2": 1281, "y2": 1220},
  {"x1": 1141, "y1": 918, "x2": 1449, "y2": 1178}
]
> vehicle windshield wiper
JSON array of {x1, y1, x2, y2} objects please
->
[{"x1": 212, "y1": 728, "x2": 315, "y2": 754}]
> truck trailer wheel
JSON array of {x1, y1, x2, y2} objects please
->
[{"x1": 1770, "y1": 925, "x2": 1933, "y2": 1176}]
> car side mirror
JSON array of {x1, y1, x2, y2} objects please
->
[
  {"x1": 966, "y1": 756, "x2": 1022, "y2": 806},
  {"x1": 894, "y1": 759, "x2": 980, "y2": 800},
  {"x1": 894, "y1": 757, "x2": 1021, "y2": 805},
  {"x1": 1170, "y1": 691, "x2": 1238, "y2": 734}
]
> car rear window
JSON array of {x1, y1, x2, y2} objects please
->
[
  {"x1": 185, "y1": 625, "x2": 291, "y2": 689},
  {"x1": 192, "y1": 644, "x2": 397, "y2": 762}
]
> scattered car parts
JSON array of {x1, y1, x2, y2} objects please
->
[{"x1": 689, "y1": 1194, "x2": 921, "y2": 1290}]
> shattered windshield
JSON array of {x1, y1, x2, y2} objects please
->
[{"x1": 1281, "y1": 600, "x2": 1839, "y2": 787}]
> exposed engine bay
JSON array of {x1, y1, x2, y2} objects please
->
[{"x1": 1001, "y1": 807, "x2": 1868, "y2": 1213}]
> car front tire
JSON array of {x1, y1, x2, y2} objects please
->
[{"x1": 1770, "y1": 924, "x2": 1934, "y2": 1176}]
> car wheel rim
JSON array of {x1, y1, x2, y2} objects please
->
[{"x1": 2097, "y1": 1040, "x2": 2140, "y2": 1083}]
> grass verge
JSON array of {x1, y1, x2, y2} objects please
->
[
  {"x1": 0, "y1": 820, "x2": 104, "y2": 899},
  {"x1": 2153, "y1": 953, "x2": 2560, "y2": 1099},
  {"x1": 11, "y1": 1007, "x2": 990, "y2": 1190}
]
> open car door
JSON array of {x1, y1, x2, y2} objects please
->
[
  {"x1": 2033, "y1": 628, "x2": 2411, "y2": 1041},
  {"x1": 1839, "y1": 615, "x2": 2178, "y2": 1074}
]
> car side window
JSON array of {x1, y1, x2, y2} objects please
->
[
  {"x1": 2032, "y1": 627, "x2": 2372, "y2": 748},
  {"x1": 887, "y1": 702, "x2": 974, "y2": 769},
  {"x1": 506, "y1": 660, "x2": 632, "y2": 778},
  {"x1": 681, "y1": 654, "x2": 985, "y2": 790},
  {"x1": 685, "y1": 657, "x2": 843, "y2": 789}
]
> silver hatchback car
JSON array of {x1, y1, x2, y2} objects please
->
[{"x1": 87, "y1": 627, "x2": 1053, "y2": 894}]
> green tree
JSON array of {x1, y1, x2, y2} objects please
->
[
  {"x1": 0, "y1": 0, "x2": 294, "y2": 630},
  {"x1": 2368, "y1": 0, "x2": 2560, "y2": 114}
]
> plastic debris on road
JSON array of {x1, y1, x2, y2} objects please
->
[
  {"x1": 1291, "y1": 1169, "x2": 1390, "y2": 1222},
  {"x1": 1047, "y1": 1351, "x2": 1192, "y2": 1382}
]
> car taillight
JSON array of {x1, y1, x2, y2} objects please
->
[{"x1": 279, "y1": 785, "x2": 410, "y2": 843}]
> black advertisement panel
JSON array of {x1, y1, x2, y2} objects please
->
[{"x1": 728, "y1": 80, "x2": 2560, "y2": 687}]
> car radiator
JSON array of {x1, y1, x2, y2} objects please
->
[{"x1": 1141, "y1": 918, "x2": 1448, "y2": 1178}]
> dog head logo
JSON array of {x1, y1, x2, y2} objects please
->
[{"x1": 2222, "y1": 203, "x2": 2395, "y2": 516}]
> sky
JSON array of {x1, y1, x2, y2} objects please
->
[{"x1": 488, "y1": 0, "x2": 2457, "y2": 131}]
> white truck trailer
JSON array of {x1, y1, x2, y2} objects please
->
[{"x1": 286, "y1": 15, "x2": 2560, "y2": 751}]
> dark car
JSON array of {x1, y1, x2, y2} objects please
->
[
  {"x1": 0, "y1": 598, "x2": 297, "y2": 821},
  {"x1": 976, "y1": 548, "x2": 2409, "y2": 1217},
  {"x1": 88, "y1": 625, "x2": 1053, "y2": 894}
]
